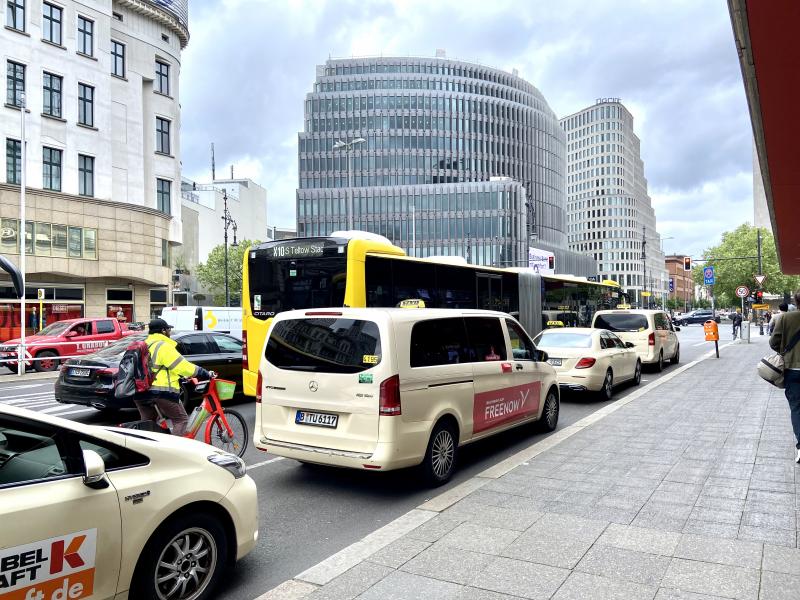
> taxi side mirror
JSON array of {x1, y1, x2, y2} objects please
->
[
  {"x1": 535, "y1": 350, "x2": 549, "y2": 362},
  {"x1": 674, "y1": 326, "x2": 681, "y2": 332},
  {"x1": 82, "y1": 449, "x2": 109, "y2": 489}
]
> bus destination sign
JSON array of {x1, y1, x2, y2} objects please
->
[{"x1": 267, "y1": 242, "x2": 326, "y2": 259}]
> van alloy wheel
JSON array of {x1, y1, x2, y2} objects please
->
[
  {"x1": 539, "y1": 390, "x2": 559, "y2": 432},
  {"x1": 430, "y1": 429, "x2": 455, "y2": 479},
  {"x1": 633, "y1": 361, "x2": 642, "y2": 385},
  {"x1": 154, "y1": 527, "x2": 217, "y2": 600}
]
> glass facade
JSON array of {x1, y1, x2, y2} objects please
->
[{"x1": 297, "y1": 56, "x2": 568, "y2": 260}]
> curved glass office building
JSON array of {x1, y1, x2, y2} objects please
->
[{"x1": 297, "y1": 56, "x2": 570, "y2": 266}]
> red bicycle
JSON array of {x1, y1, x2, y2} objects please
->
[{"x1": 128, "y1": 373, "x2": 249, "y2": 457}]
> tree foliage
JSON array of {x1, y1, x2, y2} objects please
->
[
  {"x1": 196, "y1": 240, "x2": 259, "y2": 306},
  {"x1": 693, "y1": 224, "x2": 800, "y2": 306}
]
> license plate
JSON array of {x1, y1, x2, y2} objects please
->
[
  {"x1": 296, "y1": 410, "x2": 338, "y2": 428},
  {"x1": 69, "y1": 368, "x2": 91, "y2": 377},
  {"x1": 547, "y1": 358, "x2": 562, "y2": 366}
]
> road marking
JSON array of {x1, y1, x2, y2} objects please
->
[
  {"x1": 49, "y1": 407, "x2": 94, "y2": 417},
  {"x1": 246, "y1": 456, "x2": 285, "y2": 471},
  {"x1": 0, "y1": 383, "x2": 52, "y2": 391},
  {"x1": 257, "y1": 336, "x2": 743, "y2": 598},
  {"x1": 1, "y1": 391, "x2": 57, "y2": 402},
  {"x1": 40, "y1": 404, "x2": 84, "y2": 414}
]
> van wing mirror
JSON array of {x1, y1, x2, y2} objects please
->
[
  {"x1": 625, "y1": 342, "x2": 635, "y2": 348},
  {"x1": 0, "y1": 255, "x2": 23, "y2": 299}
]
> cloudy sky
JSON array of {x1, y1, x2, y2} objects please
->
[{"x1": 180, "y1": 0, "x2": 753, "y2": 258}]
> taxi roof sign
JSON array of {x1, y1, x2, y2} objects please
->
[{"x1": 397, "y1": 299, "x2": 426, "y2": 309}]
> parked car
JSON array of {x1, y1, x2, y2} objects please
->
[
  {"x1": 673, "y1": 310, "x2": 720, "y2": 326},
  {"x1": 533, "y1": 327, "x2": 641, "y2": 400},
  {"x1": 592, "y1": 309, "x2": 680, "y2": 372},
  {"x1": 0, "y1": 403, "x2": 258, "y2": 600},
  {"x1": 255, "y1": 307, "x2": 560, "y2": 485},
  {"x1": 54, "y1": 331, "x2": 244, "y2": 412},
  {"x1": 0, "y1": 317, "x2": 135, "y2": 372}
]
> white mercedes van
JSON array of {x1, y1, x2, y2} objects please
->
[
  {"x1": 254, "y1": 308, "x2": 560, "y2": 485},
  {"x1": 592, "y1": 309, "x2": 680, "y2": 371}
]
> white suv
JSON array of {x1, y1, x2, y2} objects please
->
[
  {"x1": 254, "y1": 308, "x2": 560, "y2": 485},
  {"x1": 591, "y1": 309, "x2": 680, "y2": 371}
]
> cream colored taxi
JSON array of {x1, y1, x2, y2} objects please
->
[
  {"x1": 0, "y1": 404, "x2": 258, "y2": 600},
  {"x1": 592, "y1": 309, "x2": 680, "y2": 371},
  {"x1": 254, "y1": 308, "x2": 560, "y2": 485},
  {"x1": 533, "y1": 328, "x2": 641, "y2": 400}
]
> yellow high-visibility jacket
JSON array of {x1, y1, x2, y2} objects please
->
[{"x1": 146, "y1": 333, "x2": 201, "y2": 394}]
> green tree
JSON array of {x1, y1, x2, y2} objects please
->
[
  {"x1": 693, "y1": 224, "x2": 800, "y2": 303},
  {"x1": 196, "y1": 240, "x2": 259, "y2": 306}
]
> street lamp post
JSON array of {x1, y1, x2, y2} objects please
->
[
  {"x1": 221, "y1": 191, "x2": 238, "y2": 307},
  {"x1": 333, "y1": 138, "x2": 366, "y2": 230}
]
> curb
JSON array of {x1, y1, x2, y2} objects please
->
[
  {"x1": 255, "y1": 339, "x2": 739, "y2": 599},
  {"x1": 0, "y1": 371, "x2": 59, "y2": 383}
]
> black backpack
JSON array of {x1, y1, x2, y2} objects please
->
[{"x1": 114, "y1": 340, "x2": 160, "y2": 399}]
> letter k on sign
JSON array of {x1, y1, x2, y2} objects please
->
[{"x1": 50, "y1": 535, "x2": 86, "y2": 574}]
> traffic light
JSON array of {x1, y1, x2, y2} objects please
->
[
  {"x1": 548, "y1": 256, "x2": 555, "y2": 270},
  {"x1": 756, "y1": 290, "x2": 764, "y2": 302},
  {"x1": 683, "y1": 257, "x2": 692, "y2": 271}
]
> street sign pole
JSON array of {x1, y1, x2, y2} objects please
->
[{"x1": 715, "y1": 339, "x2": 719, "y2": 359}]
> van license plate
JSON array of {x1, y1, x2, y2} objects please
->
[
  {"x1": 547, "y1": 358, "x2": 562, "y2": 366},
  {"x1": 69, "y1": 368, "x2": 91, "y2": 377},
  {"x1": 296, "y1": 410, "x2": 338, "y2": 428}
]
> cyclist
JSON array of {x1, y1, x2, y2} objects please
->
[{"x1": 133, "y1": 318, "x2": 210, "y2": 435}]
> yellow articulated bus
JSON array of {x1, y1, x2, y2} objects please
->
[{"x1": 241, "y1": 233, "x2": 624, "y2": 397}]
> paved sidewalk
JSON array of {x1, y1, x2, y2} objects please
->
[{"x1": 266, "y1": 334, "x2": 800, "y2": 600}]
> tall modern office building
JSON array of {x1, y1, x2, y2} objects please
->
[
  {"x1": 560, "y1": 99, "x2": 668, "y2": 306},
  {"x1": 296, "y1": 55, "x2": 596, "y2": 274},
  {"x1": 1, "y1": 0, "x2": 189, "y2": 337}
]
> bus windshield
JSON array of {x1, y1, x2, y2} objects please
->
[{"x1": 248, "y1": 255, "x2": 347, "y2": 319}]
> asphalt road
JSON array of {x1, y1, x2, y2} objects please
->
[{"x1": 0, "y1": 324, "x2": 726, "y2": 599}]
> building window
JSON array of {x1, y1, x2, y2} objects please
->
[
  {"x1": 156, "y1": 178, "x2": 171, "y2": 213},
  {"x1": 112, "y1": 11, "x2": 121, "y2": 20},
  {"x1": 78, "y1": 83, "x2": 94, "y2": 126},
  {"x1": 111, "y1": 40, "x2": 125, "y2": 77},
  {"x1": 6, "y1": 138, "x2": 21, "y2": 184},
  {"x1": 6, "y1": 0, "x2": 24, "y2": 31},
  {"x1": 42, "y1": 2, "x2": 62, "y2": 45},
  {"x1": 42, "y1": 146, "x2": 62, "y2": 191},
  {"x1": 77, "y1": 15, "x2": 93, "y2": 56},
  {"x1": 78, "y1": 154, "x2": 93, "y2": 196},
  {"x1": 155, "y1": 60, "x2": 169, "y2": 95},
  {"x1": 42, "y1": 72, "x2": 62, "y2": 117},
  {"x1": 161, "y1": 239, "x2": 169, "y2": 267},
  {"x1": 6, "y1": 60, "x2": 24, "y2": 106},
  {"x1": 156, "y1": 117, "x2": 170, "y2": 154}
]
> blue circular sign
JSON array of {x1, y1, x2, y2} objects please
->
[{"x1": 704, "y1": 267, "x2": 713, "y2": 278}]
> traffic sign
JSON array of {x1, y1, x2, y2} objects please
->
[
  {"x1": 754, "y1": 274, "x2": 766, "y2": 287},
  {"x1": 752, "y1": 303, "x2": 770, "y2": 310},
  {"x1": 36, "y1": 288, "x2": 44, "y2": 300},
  {"x1": 736, "y1": 285, "x2": 750, "y2": 298},
  {"x1": 703, "y1": 266, "x2": 715, "y2": 286},
  {"x1": 669, "y1": 278, "x2": 674, "y2": 293}
]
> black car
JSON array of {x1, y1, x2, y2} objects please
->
[
  {"x1": 54, "y1": 331, "x2": 244, "y2": 411},
  {"x1": 673, "y1": 310, "x2": 720, "y2": 326}
]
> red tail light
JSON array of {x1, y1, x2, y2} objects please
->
[
  {"x1": 648, "y1": 332, "x2": 655, "y2": 346},
  {"x1": 379, "y1": 374, "x2": 401, "y2": 416},
  {"x1": 255, "y1": 369, "x2": 263, "y2": 403},
  {"x1": 575, "y1": 357, "x2": 596, "y2": 369},
  {"x1": 97, "y1": 368, "x2": 117, "y2": 377},
  {"x1": 242, "y1": 330, "x2": 249, "y2": 371}
]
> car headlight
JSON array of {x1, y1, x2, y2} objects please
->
[{"x1": 207, "y1": 452, "x2": 246, "y2": 478}]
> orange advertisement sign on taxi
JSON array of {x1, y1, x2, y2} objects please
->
[
  {"x1": 703, "y1": 320, "x2": 719, "y2": 342},
  {"x1": 0, "y1": 529, "x2": 96, "y2": 600}
]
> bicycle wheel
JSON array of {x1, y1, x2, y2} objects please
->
[{"x1": 205, "y1": 408, "x2": 248, "y2": 457}]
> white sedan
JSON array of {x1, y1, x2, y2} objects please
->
[
  {"x1": 533, "y1": 327, "x2": 641, "y2": 400},
  {"x1": 0, "y1": 404, "x2": 258, "y2": 600}
]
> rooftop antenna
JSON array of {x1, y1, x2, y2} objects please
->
[
  {"x1": 211, "y1": 143, "x2": 216, "y2": 180},
  {"x1": 230, "y1": 164, "x2": 234, "y2": 179}
]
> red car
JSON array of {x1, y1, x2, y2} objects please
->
[{"x1": 0, "y1": 317, "x2": 134, "y2": 372}]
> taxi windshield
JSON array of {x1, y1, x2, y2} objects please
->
[{"x1": 534, "y1": 332, "x2": 593, "y2": 348}]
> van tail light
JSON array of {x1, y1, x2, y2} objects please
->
[
  {"x1": 575, "y1": 357, "x2": 596, "y2": 369},
  {"x1": 242, "y1": 330, "x2": 249, "y2": 371},
  {"x1": 379, "y1": 374, "x2": 401, "y2": 416},
  {"x1": 648, "y1": 332, "x2": 655, "y2": 346},
  {"x1": 255, "y1": 369, "x2": 263, "y2": 404}
]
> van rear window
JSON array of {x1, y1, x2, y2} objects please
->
[
  {"x1": 594, "y1": 313, "x2": 649, "y2": 332},
  {"x1": 266, "y1": 318, "x2": 381, "y2": 373}
]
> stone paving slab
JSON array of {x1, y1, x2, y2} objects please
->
[{"x1": 265, "y1": 336, "x2": 800, "y2": 599}]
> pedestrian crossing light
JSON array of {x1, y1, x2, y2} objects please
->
[
  {"x1": 683, "y1": 257, "x2": 692, "y2": 271},
  {"x1": 548, "y1": 256, "x2": 555, "y2": 270}
]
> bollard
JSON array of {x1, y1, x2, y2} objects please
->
[{"x1": 741, "y1": 320, "x2": 751, "y2": 343}]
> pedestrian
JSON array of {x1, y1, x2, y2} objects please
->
[
  {"x1": 133, "y1": 318, "x2": 210, "y2": 436},
  {"x1": 769, "y1": 292, "x2": 800, "y2": 463},
  {"x1": 732, "y1": 310, "x2": 742, "y2": 339},
  {"x1": 770, "y1": 303, "x2": 788, "y2": 335}
]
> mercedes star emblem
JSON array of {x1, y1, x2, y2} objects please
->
[{"x1": 309, "y1": 380, "x2": 319, "y2": 392}]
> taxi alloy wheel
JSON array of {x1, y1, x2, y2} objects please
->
[
  {"x1": 539, "y1": 389, "x2": 559, "y2": 432},
  {"x1": 655, "y1": 351, "x2": 664, "y2": 373},
  {"x1": 133, "y1": 512, "x2": 228, "y2": 600},
  {"x1": 423, "y1": 422, "x2": 457, "y2": 486},
  {"x1": 601, "y1": 370, "x2": 614, "y2": 401},
  {"x1": 670, "y1": 345, "x2": 680, "y2": 365},
  {"x1": 633, "y1": 361, "x2": 642, "y2": 385}
]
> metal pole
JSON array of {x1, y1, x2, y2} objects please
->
[
  {"x1": 18, "y1": 93, "x2": 26, "y2": 376},
  {"x1": 411, "y1": 205, "x2": 416, "y2": 257},
  {"x1": 757, "y1": 228, "x2": 763, "y2": 276},
  {"x1": 347, "y1": 148, "x2": 354, "y2": 230},
  {"x1": 223, "y1": 192, "x2": 229, "y2": 308}
]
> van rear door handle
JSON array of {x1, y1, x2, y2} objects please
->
[{"x1": 515, "y1": 363, "x2": 523, "y2": 371}]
